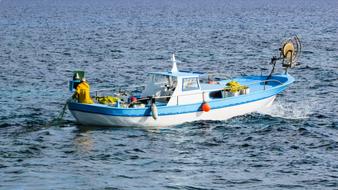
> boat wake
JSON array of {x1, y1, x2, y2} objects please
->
[{"x1": 259, "y1": 98, "x2": 312, "y2": 120}]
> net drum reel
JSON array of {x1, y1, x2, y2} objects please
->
[
  {"x1": 280, "y1": 36, "x2": 302, "y2": 69},
  {"x1": 267, "y1": 36, "x2": 302, "y2": 79}
]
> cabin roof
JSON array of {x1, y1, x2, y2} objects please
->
[
  {"x1": 200, "y1": 83, "x2": 224, "y2": 91},
  {"x1": 149, "y1": 71, "x2": 200, "y2": 78}
]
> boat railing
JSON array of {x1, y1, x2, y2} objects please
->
[
  {"x1": 92, "y1": 85, "x2": 146, "y2": 97},
  {"x1": 246, "y1": 79, "x2": 283, "y2": 90},
  {"x1": 149, "y1": 79, "x2": 284, "y2": 105},
  {"x1": 91, "y1": 79, "x2": 283, "y2": 106}
]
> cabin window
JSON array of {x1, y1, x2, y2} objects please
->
[
  {"x1": 182, "y1": 77, "x2": 199, "y2": 91},
  {"x1": 151, "y1": 74, "x2": 169, "y2": 84},
  {"x1": 148, "y1": 74, "x2": 177, "y2": 87}
]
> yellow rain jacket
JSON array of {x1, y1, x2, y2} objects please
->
[{"x1": 73, "y1": 82, "x2": 94, "y2": 104}]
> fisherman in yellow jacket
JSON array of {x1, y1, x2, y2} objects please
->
[{"x1": 72, "y1": 78, "x2": 94, "y2": 104}]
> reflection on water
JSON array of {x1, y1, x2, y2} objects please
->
[{"x1": 74, "y1": 132, "x2": 93, "y2": 152}]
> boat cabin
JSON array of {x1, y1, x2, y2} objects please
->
[
  {"x1": 141, "y1": 71, "x2": 208, "y2": 106},
  {"x1": 140, "y1": 54, "x2": 231, "y2": 106}
]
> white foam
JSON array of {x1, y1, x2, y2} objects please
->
[{"x1": 259, "y1": 98, "x2": 312, "y2": 120}]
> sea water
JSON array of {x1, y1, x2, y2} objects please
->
[{"x1": 1, "y1": 0, "x2": 337, "y2": 189}]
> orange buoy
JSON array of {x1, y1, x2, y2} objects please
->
[{"x1": 201, "y1": 102, "x2": 211, "y2": 112}]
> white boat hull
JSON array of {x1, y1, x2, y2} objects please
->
[{"x1": 70, "y1": 96, "x2": 276, "y2": 127}]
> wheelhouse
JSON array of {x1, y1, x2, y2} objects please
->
[{"x1": 141, "y1": 71, "x2": 206, "y2": 106}]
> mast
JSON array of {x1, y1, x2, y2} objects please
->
[{"x1": 171, "y1": 53, "x2": 178, "y2": 73}]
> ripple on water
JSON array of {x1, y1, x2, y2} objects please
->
[{"x1": 1, "y1": 0, "x2": 338, "y2": 189}]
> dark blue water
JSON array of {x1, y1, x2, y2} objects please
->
[{"x1": 1, "y1": 0, "x2": 338, "y2": 189}]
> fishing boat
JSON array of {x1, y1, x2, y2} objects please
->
[{"x1": 67, "y1": 36, "x2": 301, "y2": 127}]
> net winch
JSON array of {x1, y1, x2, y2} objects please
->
[{"x1": 267, "y1": 36, "x2": 302, "y2": 79}]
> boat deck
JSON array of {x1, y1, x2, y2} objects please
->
[
  {"x1": 201, "y1": 75, "x2": 285, "y2": 93},
  {"x1": 87, "y1": 74, "x2": 291, "y2": 108}
]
